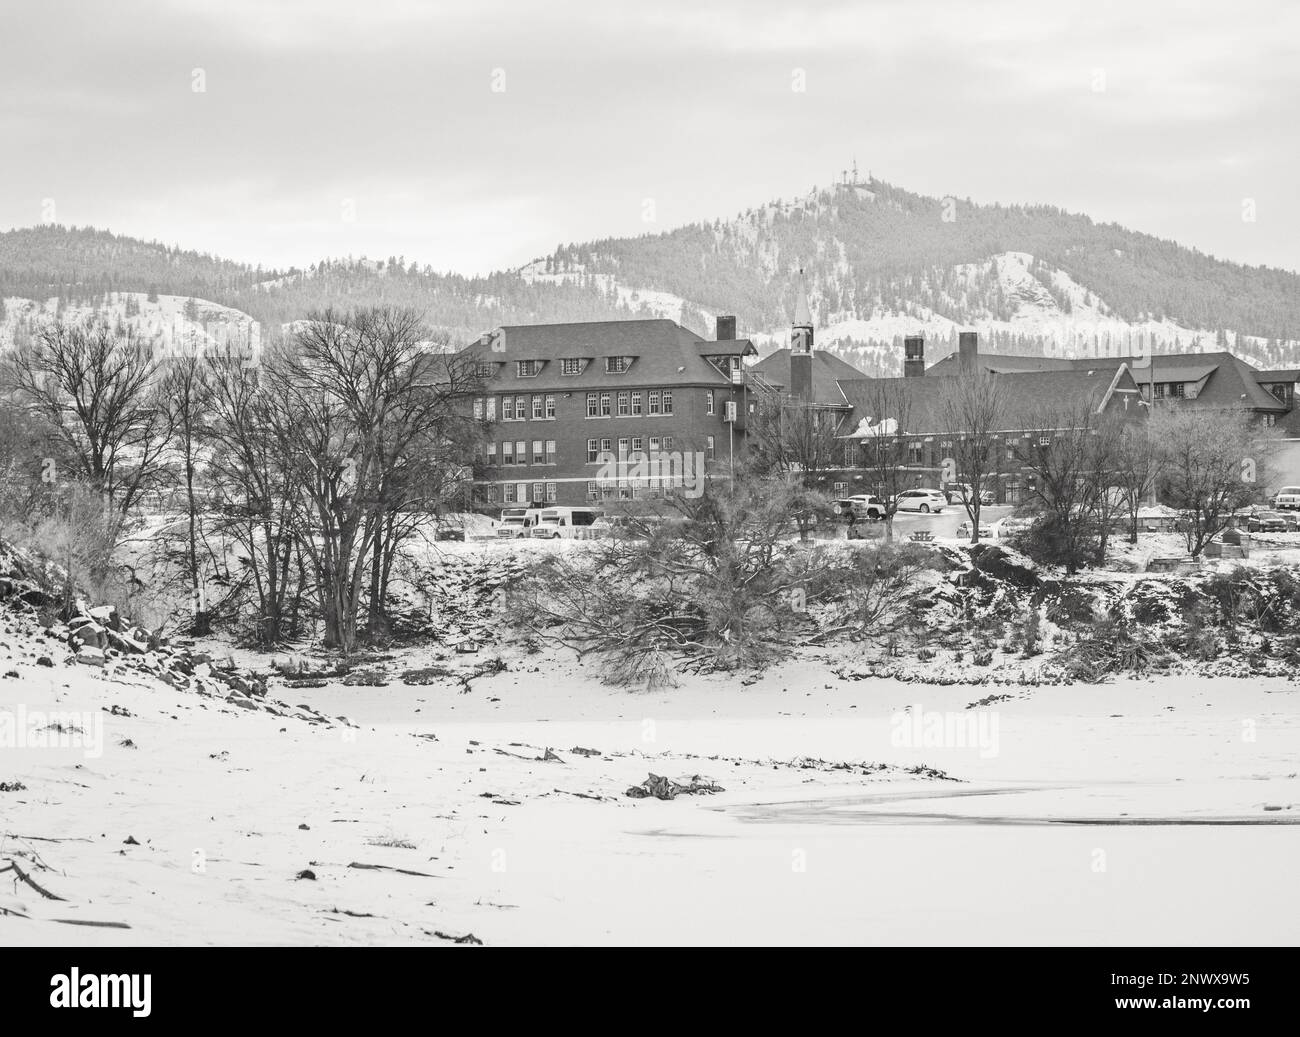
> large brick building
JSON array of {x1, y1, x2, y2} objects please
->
[{"x1": 459, "y1": 317, "x2": 757, "y2": 506}]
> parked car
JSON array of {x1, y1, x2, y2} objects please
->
[
  {"x1": 1272, "y1": 486, "x2": 1300, "y2": 510},
  {"x1": 530, "y1": 507, "x2": 605, "y2": 538},
  {"x1": 1247, "y1": 510, "x2": 1289, "y2": 533},
  {"x1": 944, "y1": 482, "x2": 996, "y2": 507},
  {"x1": 831, "y1": 494, "x2": 887, "y2": 520},
  {"x1": 891, "y1": 489, "x2": 947, "y2": 513}
]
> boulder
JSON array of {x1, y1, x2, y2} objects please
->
[{"x1": 76, "y1": 646, "x2": 106, "y2": 666}]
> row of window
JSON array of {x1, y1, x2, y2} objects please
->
[
  {"x1": 585, "y1": 436, "x2": 715, "y2": 462},
  {"x1": 488, "y1": 440, "x2": 558, "y2": 466},
  {"x1": 483, "y1": 358, "x2": 638, "y2": 380},
  {"x1": 482, "y1": 477, "x2": 690, "y2": 505},
  {"x1": 586, "y1": 389, "x2": 683, "y2": 418},
  {"x1": 473, "y1": 388, "x2": 717, "y2": 422}
]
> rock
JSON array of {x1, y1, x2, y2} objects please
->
[
  {"x1": 36, "y1": 656, "x2": 53, "y2": 667},
  {"x1": 69, "y1": 620, "x2": 106, "y2": 650},
  {"x1": 76, "y1": 646, "x2": 106, "y2": 666},
  {"x1": 226, "y1": 695, "x2": 259, "y2": 710},
  {"x1": 296, "y1": 869, "x2": 316, "y2": 880}
]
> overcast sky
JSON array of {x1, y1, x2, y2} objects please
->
[{"x1": 3, "y1": 0, "x2": 1298, "y2": 275}]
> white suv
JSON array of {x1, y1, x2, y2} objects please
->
[
  {"x1": 1272, "y1": 486, "x2": 1300, "y2": 510},
  {"x1": 892, "y1": 489, "x2": 947, "y2": 513}
]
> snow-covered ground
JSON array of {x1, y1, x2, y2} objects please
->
[{"x1": 3, "y1": 633, "x2": 1297, "y2": 945}]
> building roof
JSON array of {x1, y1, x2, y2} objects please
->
[
  {"x1": 837, "y1": 366, "x2": 1143, "y2": 436},
  {"x1": 455, "y1": 318, "x2": 756, "y2": 390},
  {"x1": 747, "y1": 348, "x2": 870, "y2": 407},
  {"x1": 926, "y1": 349, "x2": 1287, "y2": 413}
]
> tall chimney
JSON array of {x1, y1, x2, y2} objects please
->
[
  {"x1": 958, "y1": 331, "x2": 978, "y2": 372},
  {"x1": 904, "y1": 335, "x2": 925, "y2": 378},
  {"x1": 716, "y1": 315, "x2": 736, "y2": 341}
]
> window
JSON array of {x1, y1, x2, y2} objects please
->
[
  {"x1": 1171, "y1": 382, "x2": 1186, "y2": 398},
  {"x1": 560, "y1": 358, "x2": 585, "y2": 376},
  {"x1": 706, "y1": 390, "x2": 714, "y2": 416},
  {"x1": 599, "y1": 392, "x2": 611, "y2": 417},
  {"x1": 502, "y1": 441, "x2": 514, "y2": 464},
  {"x1": 546, "y1": 440, "x2": 556, "y2": 464},
  {"x1": 544, "y1": 394, "x2": 556, "y2": 419},
  {"x1": 631, "y1": 436, "x2": 643, "y2": 454},
  {"x1": 532, "y1": 440, "x2": 544, "y2": 464},
  {"x1": 517, "y1": 359, "x2": 542, "y2": 377},
  {"x1": 600, "y1": 437, "x2": 613, "y2": 457},
  {"x1": 586, "y1": 392, "x2": 599, "y2": 417},
  {"x1": 485, "y1": 397, "x2": 496, "y2": 420},
  {"x1": 532, "y1": 395, "x2": 543, "y2": 419},
  {"x1": 487, "y1": 442, "x2": 497, "y2": 463},
  {"x1": 706, "y1": 435, "x2": 715, "y2": 460},
  {"x1": 1153, "y1": 383, "x2": 1166, "y2": 399},
  {"x1": 662, "y1": 390, "x2": 673, "y2": 415},
  {"x1": 475, "y1": 362, "x2": 495, "y2": 379},
  {"x1": 618, "y1": 437, "x2": 630, "y2": 458},
  {"x1": 545, "y1": 482, "x2": 557, "y2": 503},
  {"x1": 617, "y1": 391, "x2": 630, "y2": 416},
  {"x1": 662, "y1": 436, "x2": 674, "y2": 452},
  {"x1": 587, "y1": 481, "x2": 598, "y2": 500},
  {"x1": 516, "y1": 441, "x2": 526, "y2": 465},
  {"x1": 473, "y1": 397, "x2": 484, "y2": 420},
  {"x1": 487, "y1": 484, "x2": 498, "y2": 503},
  {"x1": 648, "y1": 390, "x2": 661, "y2": 415},
  {"x1": 605, "y1": 356, "x2": 632, "y2": 374},
  {"x1": 648, "y1": 436, "x2": 660, "y2": 454},
  {"x1": 631, "y1": 391, "x2": 643, "y2": 415},
  {"x1": 503, "y1": 483, "x2": 515, "y2": 503},
  {"x1": 502, "y1": 396, "x2": 515, "y2": 421},
  {"x1": 1038, "y1": 435, "x2": 1051, "y2": 447},
  {"x1": 515, "y1": 395, "x2": 527, "y2": 419},
  {"x1": 532, "y1": 482, "x2": 545, "y2": 502},
  {"x1": 587, "y1": 438, "x2": 600, "y2": 463}
]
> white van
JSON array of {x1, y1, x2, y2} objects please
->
[
  {"x1": 496, "y1": 507, "x2": 544, "y2": 538},
  {"x1": 530, "y1": 507, "x2": 606, "y2": 539}
]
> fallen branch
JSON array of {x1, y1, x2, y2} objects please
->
[
  {"x1": 0, "y1": 860, "x2": 66, "y2": 901},
  {"x1": 345, "y1": 862, "x2": 441, "y2": 879}
]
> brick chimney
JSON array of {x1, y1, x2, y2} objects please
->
[
  {"x1": 904, "y1": 335, "x2": 925, "y2": 378},
  {"x1": 958, "y1": 331, "x2": 978, "y2": 372},
  {"x1": 716, "y1": 315, "x2": 736, "y2": 341}
]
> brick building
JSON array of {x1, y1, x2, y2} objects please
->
[{"x1": 459, "y1": 317, "x2": 757, "y2": 506}]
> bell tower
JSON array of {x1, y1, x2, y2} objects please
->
[{"x1": 790, "y1": 269, "x2": 814, "y2": 401}]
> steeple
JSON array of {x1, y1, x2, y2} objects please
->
[{"x1": 791, "y1": 268, "x2": 814, "y2": 354}]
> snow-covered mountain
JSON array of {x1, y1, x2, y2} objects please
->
[{"x1": 4, "y1": 176, "x2": 1300, "y2": 372}]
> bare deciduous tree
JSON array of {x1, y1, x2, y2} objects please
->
[{"x1": 937, "y1": 372, "x2": 1005, "y2": 544}]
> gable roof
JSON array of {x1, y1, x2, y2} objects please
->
[
  {"x1": 748, "y1": 348, "x2": 871, "y2": 407},
  {"x1": 837, "y1": 367, "x2": 1143, "y2": 437},
  {"x1": 927, "y1": 349, "x2": 1287, "y2": 412},
  {"x1": 455, "y1": 318, "x2": 756, "y2": 389}
]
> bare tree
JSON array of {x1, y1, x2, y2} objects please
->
[
  {"x1": 848, "y1": 379, "x2": 915, "y2": 538},
  {"x1": 1152, "y1": 408, "x2": 1272, "y2": 556},
  {"x1": 936, "y1": 372, "x2": 1005, "y2": 544},
  {"x1": 1112, "y1": 418, "x2": 1160, "y2": 544},
  {"x1": 1012, "y1": 395, "x2": 1122, "y2": 572},
  {"x1": 11, "y1": 318, "x2": 174, "y2": 527},
  {"x1": 748, "y1": 397, "x2": 844, "y2": 479}
]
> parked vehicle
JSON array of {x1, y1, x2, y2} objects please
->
[
  {"x1": 891, "y1": 488, "x2": 947, "y2": 513},
  {"x1": 1272, "y1": 486, "x2": 1300, "y2": 510},
  {"x1": 831, "y1": 494, "x2": 887, "y2": 520},
  {"x1": 496, "y1": 507, "x2": 543, "y2": 538},
  {"x1": 530, "y1": 507, "x2": 605, "y2": 538},
  {"x1": 943, "y1": 482, "x2": 996, "y2": 506},
  {"x1": 1247, "y1": 509, "x2": 1289, "y2": 533}
]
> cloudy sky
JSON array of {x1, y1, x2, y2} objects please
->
[{"x1": 3, "y1": 0, "x2": 1298, "y2": 274}]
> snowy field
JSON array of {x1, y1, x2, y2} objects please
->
[{"x1": 3, "y1": 638, "x2": 1297, "y2": 946}]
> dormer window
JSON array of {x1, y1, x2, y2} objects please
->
[
  {"x1": 605, "y1": 356, "x2": 633, "y2": 374},
  {"x1": 475, "y1": 362, "x2": 497, "y2": 379},
  {"x1": 517, "y1": 359, "x2": 543, "y2": 378},
  {"x1": 560, "y1": 358, "x2": 587, "y2": 376}
]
